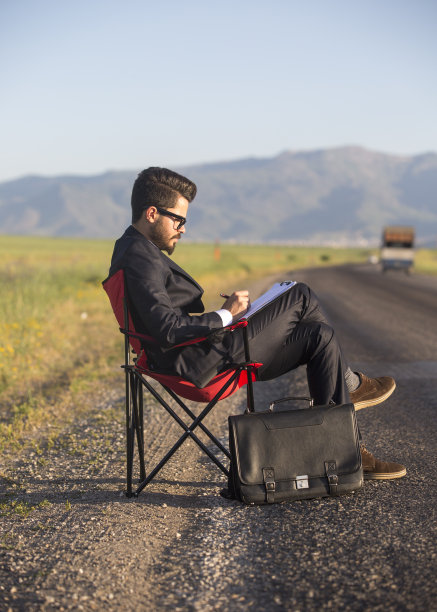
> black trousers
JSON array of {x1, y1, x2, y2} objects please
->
[{"x1": 221, "y1": 282, "x2": 350, "y2": 406}]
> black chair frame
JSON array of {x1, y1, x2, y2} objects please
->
[{"x1": 121, "y1": 297, "x2": 257, "y2": 498}]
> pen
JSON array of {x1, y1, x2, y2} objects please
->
[{"x1": 220, "y1": 293, "x2": 230, "y2": 299}]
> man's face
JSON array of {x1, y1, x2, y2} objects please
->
[{"x1": 149, "y1": 196, "x2": 189, "y2": 255}]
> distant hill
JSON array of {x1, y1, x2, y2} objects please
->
[{"x1": 1, "y1": 147, "x2": 437, "y2": 245}]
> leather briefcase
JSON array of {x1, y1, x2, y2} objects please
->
[{"x1": 227, "y1": 398, "x2": 363, "y2": 505}]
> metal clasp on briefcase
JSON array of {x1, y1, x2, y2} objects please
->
[{"x1": 296, "y1": 475, "x2": 309, "y2": 489}]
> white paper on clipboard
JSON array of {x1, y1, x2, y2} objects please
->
[{"x1": 239, "y1": 281, "x2": 296, "y2": 320}]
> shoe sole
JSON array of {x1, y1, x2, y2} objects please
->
[
  {"x1": 354, "y1": 381, "x2": 396, "y2": 411},
  {"x1": 364, "y1": 467, "x2": 407, "y2": 480}
]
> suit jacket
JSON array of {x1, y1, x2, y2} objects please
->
[{"x1": 108, "y1": 226, "x2": 231, "y2": 387}]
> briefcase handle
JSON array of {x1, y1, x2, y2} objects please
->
[{"x1": 268, "y1": 396, "x2": 314, "y2": 411}]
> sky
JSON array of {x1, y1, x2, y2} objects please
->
[{"x1": 1, "y1": 0, "x2": 436, "y2": 182}]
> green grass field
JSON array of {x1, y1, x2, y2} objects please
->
[{"x1": 0, "y1": 235, "x2": 435, "y2": 453}]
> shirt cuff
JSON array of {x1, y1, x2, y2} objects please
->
[{"x1": 215, "y1": 309, "x2": 233, "y2": 327}]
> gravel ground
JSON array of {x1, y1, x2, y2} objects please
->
[{"x1": 1, "y1": 265, "x2": 436, "y2": 611}]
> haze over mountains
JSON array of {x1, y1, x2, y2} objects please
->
[{"x1": 1, "y1": 147, "x2": 436, "y2": 246}]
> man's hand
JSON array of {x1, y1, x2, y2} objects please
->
[{"x1": 222, "y1": 290, "x2": 250, "y2": 321}]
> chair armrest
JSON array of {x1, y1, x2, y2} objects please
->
[
  {"x1": 173, "y1": 320, "x2": 248, "y2": 347},
  {"x1": 227, "y1": 319, "x2": 248, "y2": 331},
  {"x1": 120, "y1": 318, "x2": 249, "y2": 349}
]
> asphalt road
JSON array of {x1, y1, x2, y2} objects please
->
[
  {"x1": 1, "y1": 263, "x2": 436, "y2": 611},
  {"x1": 150, "y1": 263, "x2": 437, "y2": 611}
]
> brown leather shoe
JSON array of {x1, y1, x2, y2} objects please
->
[
  {"x1": 361, "y1": 445, "x2": 406, "y2": 480},
  {"x1": 349, "y1": 372, "x2": 396, "y2": 410}
]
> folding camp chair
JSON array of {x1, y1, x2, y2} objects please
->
[{"x1": 103, "y1": 269, "x2": 261, "y2": 497}]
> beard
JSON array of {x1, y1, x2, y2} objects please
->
[{"x1": 149, "y1": 219, "x2": 180, "y2": 255}]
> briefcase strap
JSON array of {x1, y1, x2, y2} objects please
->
[
  {"x1": 262, "y1": 467, "x2": 276, "y2": 503},
  {"x1": 324, "y1": 461, "x2": 339, "y2": 496}
]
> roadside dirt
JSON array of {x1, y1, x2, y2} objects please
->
[{"x1": 0, "y1": 365, "x2": 301, "y2": 611}]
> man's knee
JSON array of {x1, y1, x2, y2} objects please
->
[
  {"x1": 292, "y1": 281, "x2": 311, "y2": 301},
  {"x1": 284, "y1": 320, "x2": 336, "y2": 362},
  {"x1": 292, "y1": 282, "x2": 330, "y2": 325},
  {"x1": 312, "y1": 322, "x2": 337, "y2": 357}
]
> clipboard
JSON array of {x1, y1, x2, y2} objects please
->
[{"x1": 239, "y1": 281, "x2": 296, "y2": 320}]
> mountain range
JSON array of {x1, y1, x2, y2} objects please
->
[{"x1": 1, "y1": 146, "x2": 436, "y2": 246}]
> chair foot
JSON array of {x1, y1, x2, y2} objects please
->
[{"x1": 125, "y1": 491, "x2": 138, "y2": 498}]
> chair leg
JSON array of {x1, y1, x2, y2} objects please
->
[
  {"x1": 164, "y1": 386, "x2": 231, "y2": 459},
  {"x1": 125, "y1": 368, "x2": 147, "y2": 497},
  {"x1": 125, "y1": 369, "x2": 135, "y2": 497},
  {"x1": 137, "y1": 381, "x2": 146, "y2": 481},
  {"x1": 243, "y1": 324, "x2": 256, "y2": 413},
  {"x1": 131, "y1": 375, "x2": 146, "y2": 482}
]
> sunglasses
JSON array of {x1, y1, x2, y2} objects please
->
[{"x1": 155, "y1": 206, "x2": 187, "y2": 230}]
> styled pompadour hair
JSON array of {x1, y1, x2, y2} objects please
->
[{"x1": 131, "y1": 167, "x2": 197, "y2": 223}]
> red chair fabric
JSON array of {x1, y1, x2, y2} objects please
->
[{"x1": 103, "y1": 269, "x2": 261, "y2": 402}]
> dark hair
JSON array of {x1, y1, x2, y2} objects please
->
[{"x1": 131, "y1": 167, "x2": 197, "y2": 223}]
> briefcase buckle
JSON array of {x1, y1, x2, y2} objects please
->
[
  {"x1": 262, "y1": 467, "x2": 276, "y2": 503},
  {"x1": 325, "y1": 461, "x2": 339, "y2": 496},
  {"x1": 296, "y1": 475, "x2": 309, "y2": 489}
]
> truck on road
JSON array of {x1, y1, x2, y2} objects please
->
[{"x1": 381, "y1": 226, "x2": 415, "y2": 273}]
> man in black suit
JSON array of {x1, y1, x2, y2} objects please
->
[{"x1": 109, "y1": 167, "x2": 406, "y2": 480}]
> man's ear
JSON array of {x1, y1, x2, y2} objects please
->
[{"x1": 144, "y1": 206, "x2": 158, "y2": 224}]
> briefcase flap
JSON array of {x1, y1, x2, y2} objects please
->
[{"x1": 229, "y1": 403, "x2": 361, "y2": 486}]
